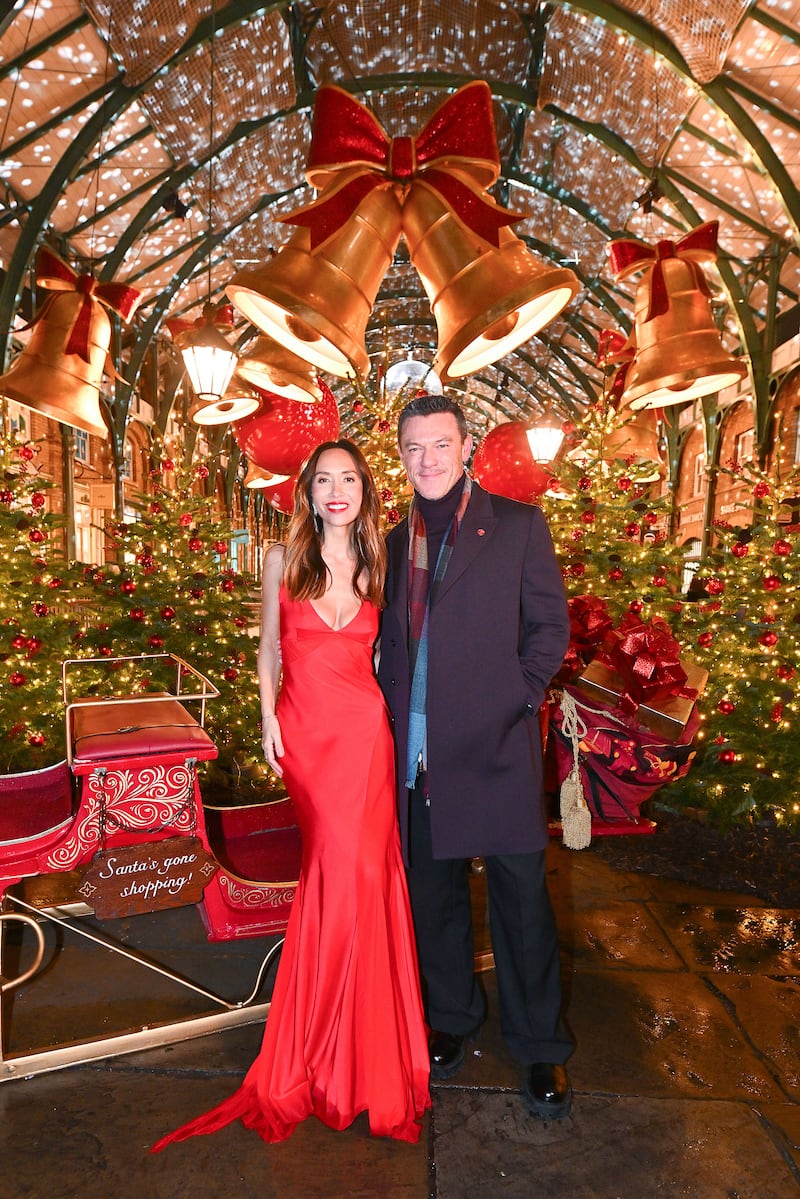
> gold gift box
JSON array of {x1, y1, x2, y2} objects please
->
[{"x1": 577, "y1": 657, "x2": 708, "y2": 740}]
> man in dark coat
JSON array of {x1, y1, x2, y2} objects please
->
[{"x1": 378, "y1": 393, "x2": 574, "y2": 1119}]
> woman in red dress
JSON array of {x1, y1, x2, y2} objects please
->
[{"x1": 152, "y1": 440, "x2": 430, "y2": 1149}]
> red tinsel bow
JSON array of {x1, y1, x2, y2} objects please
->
[
  {"x1": 596, "y1": 328, "x2": 633, "y2": 367},
  {"x1": 34, "y1": 247, "x2": 142, "y2": 362},
  {"x1": 598, "y1": 613, "x2": 694, "y2": 717},
  {"x1": 284, "y1": 80, "x2": 523, "y2": 250},
  {"x1": 606, "y1": 220, "x2": 719, "y2": 324},
  {"x1": 568, "y1": 594, "x2": 613, "y2": 653}
]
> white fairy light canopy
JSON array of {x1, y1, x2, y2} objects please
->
[{"x1": 0, "y1": 1, "x2": 798, "y2": 441}]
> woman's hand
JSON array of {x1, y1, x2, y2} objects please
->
[{"x1": 262, "y1": 713, "x2": 285, "y2": 778}]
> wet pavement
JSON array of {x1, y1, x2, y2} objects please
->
[{"x1": 1, "y1": 839, "x2": 799, "y2": 1199}]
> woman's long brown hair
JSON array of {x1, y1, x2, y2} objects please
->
[{"x1": 282, "y1": 439, "x2": 387, "y2": 606}]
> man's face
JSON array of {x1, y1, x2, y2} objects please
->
[{"x1": 398, "y1": 412, "x2": 473, "y2": 501}]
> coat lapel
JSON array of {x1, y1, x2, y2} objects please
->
[
  {"x1": 433, "y1": 482, "x2": 497, "y2": 606},
  {"x1": 387, "y1": 521, "x2": 410, "y2": 651}
]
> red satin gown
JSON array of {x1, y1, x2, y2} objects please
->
[{"x1": 153, "y1": 587, "x2": 430, "y2": 1148}]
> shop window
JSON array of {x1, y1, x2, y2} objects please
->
[
  {"x1": 734, "y1": 428, "x2": 753, "y2": 464},
  {"x1": 74, "y1": 428, "x2": 89, "y2": 463},
  {"x1": 682, "y1": 539, "x2": 703, "y2": 595},
  {"x1": 692, "y1": 454, "x2": 705, "y2": 496}
]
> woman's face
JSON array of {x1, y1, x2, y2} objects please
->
[{"x1": 309, "y1": 448, "x2": 364, "y2": 532}]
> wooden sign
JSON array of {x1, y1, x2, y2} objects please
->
[{"x1": 80, "y1": 837, "x2": 218, "y2": 919}]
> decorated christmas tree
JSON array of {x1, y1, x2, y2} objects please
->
[
  {"x1": 0, "y1": 409, "x2": 86, "y2": 771},
  {"x1": 80, "y1": 435, "x2": 264, "y2": 780},
  {"x1": 668, "y1": 451, "x2": 800, "y2": 828}
]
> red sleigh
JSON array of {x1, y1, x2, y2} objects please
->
[{"x1": 0, "y1": 654, "x2": 298, "y2": 1080}]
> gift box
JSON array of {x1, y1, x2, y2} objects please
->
[{"x1": 577, "y1": 656, "x2": 708, "y2": 740}]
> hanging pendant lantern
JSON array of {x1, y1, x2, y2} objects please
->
[
  {"x1": 237, "y1": 334, "x2": 322, "y2": 402},
  {"x1": 0, "y1": 248, "x2": 141, "y2": 438},
  {"x1": 169, "y1": 302, "x2": 238, "y2": 407},
  {"x1": 608, "y1": 221, "x2": 747, "y2": 410}
]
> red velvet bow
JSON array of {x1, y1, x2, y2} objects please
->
[
  {"x1": 34, "y1": 247, "x2": 142, "y2": 362},
  {"x1": 166, "y1": 303, "x2": 236, "y2": 340},
  {"x1": 285, "y1": 81, "x2": 522, "y2": 250},
  {"x1": 598, "y1": 614, "x2": 694, "y2": 717},
  {"x1": 607, "y1": 220, "x2": 719, "y2": 324}
]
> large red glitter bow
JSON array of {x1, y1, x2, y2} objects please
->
[
  {"x1": 568, "y1": 594, "x2": 614, "y2": 654},
  {"x1": 166, "y1": 303, "x2": 236, "y2": 340},
  {"x1": 607, "y1": 220, "x2": 719, "y2": 324},
  {"x1": 598, "y1": 613, "x2": 695, "y2": 718},
  {"x1": 34, "y1": 248, "x2": 142, "y2": 362},
  {"x1": 284, "y1": 81, "x2": 523, "y2": 250}
]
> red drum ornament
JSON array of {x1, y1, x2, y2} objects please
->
[
  {"x1": 472, "y1": 422, "x2": 554, "y2": 503},
  {"x1": 232, "y1": 382, "x2": 340, "y2": 476}
]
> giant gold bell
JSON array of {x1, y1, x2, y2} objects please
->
[
  {"x1": 237, "y1": 334, "x2": 322, "y2": 402},
  {"x1": 402, "y1": 181, "x2": 580, "y2": 381},
  {"x1": 0, "y1": 292, "x2": 110, "y2": 437},
  {"x1": 227, "y1": 174, "x2": 403, "y2": 379},
  {"x1": 624, "y1": 256, "x2": 747, "y2": 409}
]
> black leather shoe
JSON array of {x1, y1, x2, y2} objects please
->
[
  {"x1": 522, "y1": 1063, "x2": 572, "y2": 1119},
  {"x1": 429, "y1": 1029, "x2": 471, "y2": 1080}
]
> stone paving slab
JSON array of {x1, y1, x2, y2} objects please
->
[
  {"x1": 651, "y1": 904, "x2": 800, "y2": 975},
  {"x1": 556, "y1": 898, "x2": 685, "y2": 971},
  {"x1": 432, "y1": 1091, "x2": 799, "y2": 1199},
  {"x1": 566, "y1": 968, "x2": 782, "y2": 1102}
]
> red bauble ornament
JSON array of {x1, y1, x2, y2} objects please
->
[
  {"x1": 580, "y1": 510, "x2": 595, "y2": 524},
  {"x1": 163, "y1": 459, "x2": 175, "y2": 472},
  {"x1": 28, "y1": 528, "x2": 45, "y2": 544},
  {"x1": 642, "y1": 511, "x2": 658, "y2": 525},
  {"x1": 472, "y1": 422, "x2": 554, "y2": 503},
  {"x1": 624, "y1": 522, "x2": 640, "y2": 538},
  {"x1": 196, "y1": 464, "x2": 210, "y2": 479},
  {"x1": 148, "y1": 634, "x2": 165, "y2": 649},
  {"x1": 698, "y1": 631, "x2": 714, "y2": 647},
  {"x1": 705, "y1": 578, "x2": 725, "y2": 595},
  {"x1": 220, "y1": 579, "x2": 235, "y2": 593},
  {"x1": 571, "y1": 529, "x2": 584, "y2": 541},
  {"x1": 377, "y1": 418, "x2": 391, "y2": 433},
  {"x1": 26, "y1": 636, "x2": 42, "y2": 657},
  {"x1": 352, "y1": 399, "x2": 365, "y2": 414},
  {"x1": 178, "y1": 513, "x2": 193, "y2": 528},
  {"x1": 28, "y1": 732, "x2": 46, "y2": 747},
  {"x1": 771, "y1": 701, "x2": 783, "y2": 722},
  {"x1": 160, "y1": 605, "x2": 177, "y2": 621},
  {"x1": 380, "y1": 488, "x2": 394, "y2": 502},
  {"x1": 18, "y1": 444, "x2": 34, "y2": 461},
  {"x1": 223, "y1": 667, "x2": 239, "y2": 682},
  {"x1": 233, "y1": 616, "x2": 248, "y2": 628},
  {"x1": 213, "y1": 539, "x2": 228, "y2": 554},
  {"x1": 717, "y1": 699, "x2": 735, "y2": 714},
  {"x1": 759, "y1": 631, "x2": 778, "y2": 647},
  {"x1": 0, "y1": 489, "x2": 13, "y2": 504},
  {"x1": 10, "y1": 671, "x2": 26, "y2": 686},
  {"x1": 386, "y1": 507, "x2": 401, "y2": 525},
  {"x1": 149, "y1": 502, "x2": 163, "y2": 516},
  {"x1": 188, "y1": 537, "x2": 204, "y2": 552},
  {"x1": 30, "y1": 492, "x2": 45, "y2": 509},
  {"x1": 608, "y1": 566, "x2": 624, "y2": 582},
  {"x1": 233, "y1": 382, "x2": 340, "y2": 475},
  {"x1": 190, "y1": 587, "x2": 205, "y2": 600},
  {"x1": 33, "y1": 602, "x2": 49, "y2": 617},
  {"x1": 120, "y1": 579, "x2": 136, "y2": 594},
  {"x1": 569, "y1": 562, "x2": 586, "y2": 577},
  {"x1": 617, "y1": 476, "x2": 632, "y2": 491},
  {"x1": 731, "y1": 542, "x2": 748, "y2": 558},
  {"x1": 753, "y1": 481, "x2": 770, "y2": 498},
  {"x1": 98, "y1": 645, "x2": 113, "y2": 657},
  {"x1": 773, "y1": 538, "x2": 792, "y2": 556},
  {"x1": 776, "y1": 663, "x2": 795, "y2": 681},
  {"x1": 577, "y1": 476, "x2": 592, "y2": 491},
  {"x1": 263, "y1": 474, "x2": 298, "y2": 515},
  {"x1": 628, "y1": 599, "x2": 644, "y2": 614},
  {"x1": 11, "y1": 634, "x2": 26, "y2": 650},
  {"x1": 652, "y1": 573, "x2": 667, "y2": 588},
  {"x1": 718, "y1": 749, "x2": 737, "y2": 764},
  {"x1": 130, "y1": 607, "x2": 145, "y2": 621},
  {"x1": 762, "y1": 574, "x2": 781, "y2": 591}
]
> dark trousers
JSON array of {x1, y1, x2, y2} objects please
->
[{"x1": 406, "y1": 779, "x2": 573, "y2": 1066}]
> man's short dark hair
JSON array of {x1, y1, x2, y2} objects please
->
[{"x1": 397, "y1": 393, "x2": 468, "y2": 443}]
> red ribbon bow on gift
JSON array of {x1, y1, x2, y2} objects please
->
[
  {"x1": 598, "y1": 613, "x2": 696, "y2": 718},
  {"x1": 34, "y1": 247, "x2": 142, "y2": 362},
  {"x1": 284, "y1": 81, "x2": 523, "y2": 250},
  {"x1": 606, "y1": 220, "x2": 719, "y2": 324}
]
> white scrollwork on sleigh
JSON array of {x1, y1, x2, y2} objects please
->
[
  {"x1": 219, "y1": 873, "x2": 297, "y2": 909},
  {"x1": 46, "y1": 764, "x2": 197, "y2": 871}
]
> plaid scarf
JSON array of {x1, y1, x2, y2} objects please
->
[{"x1": 405, "y1": 474, "x2": 472, "y2": 789}]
